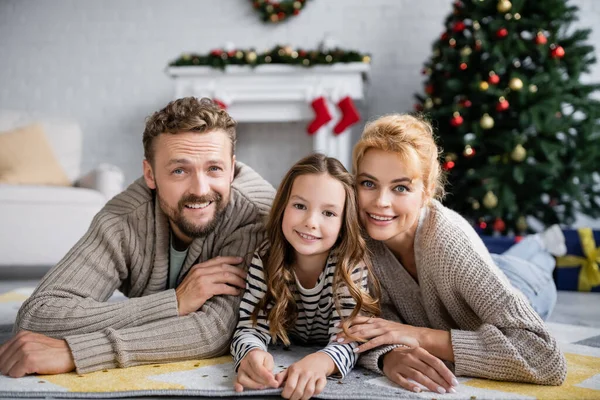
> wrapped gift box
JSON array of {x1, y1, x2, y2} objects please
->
[{"x1": 480, "y1": 229, "x2": 600, "y2": 292}]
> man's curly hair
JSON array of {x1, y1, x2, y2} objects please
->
[{"x1": 143, "y1": 97, "x2": 237, "y2": 163}]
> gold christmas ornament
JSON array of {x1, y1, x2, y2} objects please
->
[
  {"x1": 449, "y1": 38, "x2": 457, "y2": 47},
  {"x1": 302, "y1": 59, "x2": 310, "y2": 66},
  {"x1": 246, "y1": 52, "x2": 257, "y2": 63},
  {"x1": 483, "y1": 191, "x2": 498, "y2": 209},
  {"x1": 480, "y1": 113, "x2": 494, "y2": 129},
  {"x1": 460, "y1": 46, "x2": 472, "y2": 57},
  {"x1": 293, "y1": 1, "x2": 302, "y2": 9},
  {"x1": 529, "y1": 84, "x2": 538, "y2": 93},
  {"x1": 472, "y1": 200, "x2": 481, "y2": 210},
  {"x1": 264, "y1": 55, "x2": 272, "y2": 63},
  {"x1": 511, "y1": 144, "x2": 527, "y2": 162},
  {"x1": 514, "y1": 13, "x2": 521, "y2": 20},
  {"x1": 473, "y1": 21, "x2": 481, "y2": 30},
  {"x1": 445, "y1": 152, "x2": 458, "y2": 162},
  {"x1": 497, "y1": 0, "x2": 512, "y2": 13},
  {"x1": 509, "y1": 77, "x2": 524, "y2": 91},
  {"x1": 325, "y1": 54, "x2": 333, "y2": 62},
  {"x1": 479, "y1": 81, "x2": 490, "y2": 91},
  {"x1": 516, "y1": 216, "x2": 528, "y2": 231},
  {"x1": 434, "y1": 97, "x2": 442, "y2": 105},
  {"x1": 424, "y1": 98, "x2": 434, "y2": 109},
  {"x1": 291, "y1": 51, "x2": 299, "y2": 59},
  {"x1": 362, "y1": 55, "x2": 371, "y2": 63}
]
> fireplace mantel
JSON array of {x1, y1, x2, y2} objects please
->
[{"x1": 167, "y1": 63, "x2": 370, "y2": 169}]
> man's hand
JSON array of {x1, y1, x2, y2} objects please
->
[
  {"x1": 275, "y1": 352, "x2": 335, "y2": 400},
  {"x1": 382, "y1": 346, "x2": 457, "y2": 395},
  {"x1": 234, "y1": 349, "x2": 278, "y2": 392},
  {"x1": 175, "y1": 256, "x2": 247, "y2": 316},
  {"x1": 0, "y1": 331, "x2": 75, "y2": 377}
]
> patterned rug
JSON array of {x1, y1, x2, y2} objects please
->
[{"x1": 1, "y1": 289, "x2": 599, "y2": 399}]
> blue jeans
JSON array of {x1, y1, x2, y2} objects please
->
[{"x1": 491, "y1": 236, "x2": 557, "y2": 320}]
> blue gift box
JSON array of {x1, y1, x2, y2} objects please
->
[{"x1": 480, "y1": 229, "x2": 600, "y2": 292}]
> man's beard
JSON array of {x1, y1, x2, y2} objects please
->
[{"x1": 157, "y1": 190, "x2": 227, "y2": 239}]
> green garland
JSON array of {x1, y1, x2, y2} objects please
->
[
  {"x1": 251, "y1": 0, "x2": 309, "y2": 23},
  {"x1": 169, "y1": 45, "x2": 371, "y2": 70}
]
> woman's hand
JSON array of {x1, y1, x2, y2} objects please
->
[
  {"x1": 382, "y1": 346, "x2": 458, "y2": 394},
  {"x1": 332, "y1": 316, "x2": 421, "y2": 352},
  {"x1": 234, "y1": 349, "x2": 279, "y2": 392},
  {"x1": 275, "y1": 352, "x2": 335, "y2": 400}
]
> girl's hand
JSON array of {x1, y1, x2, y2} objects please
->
[
  {"x1": 234, "y1": 349, "x2": 279, "y2": 392},
  {"x1": 382, "y1": 346, "x2": 457, "y2": 394},
  {"x1": 275, "y1": 352, "x2": 334, "y2": 400},
  {"x1": 332, "y1": 316, "x2": 421, "y2": 353}
]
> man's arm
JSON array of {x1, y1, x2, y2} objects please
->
[{"x1": 15, "y1": 210, "x2": 179, "y2": 338}]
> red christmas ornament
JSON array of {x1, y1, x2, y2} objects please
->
[
  {"x1": 453, "y1": 21, "x2": 466, "y2": 32},
  {"x1": 496, "y1": 99, "x2": 510, "y2": 112},
  {"x1": 443, "y1": 161, "x2": 456, "y2": 170},
  {"x1": 210, "y1": 49, "x2": 223, "y2": 57},
  {"x1": 460, "y1": 63, "x2": 468, "y2": 70},
  {"x1": 277, "y1": 12, "x2": 285, "y2": 19},
  {"x1": 515, "y1": 236, "x2": 523, "y2": 243},
  {"x1": 460, "y1": 99, "x2": 472, "y2": 108},
  {"x1": 493, "y1": 218, "x2": 506, "y2": 232},
  {"x1": 441, "y1": 32, "x2": 449, "y2": 41},
  {"x1": 450, "y1": 113, "x2": 464, "y2": 127},
  {"x1": 425, "y1": 84, "x2": 435, "y2": 95},
  {"x1": 299, "y1": 50, "x2": 307, "y2": 57},
  {"x1": 479, "y1": 221, "x2": 488, "y2": 229},
  {"x1": 227, "y1": 50, "x2": 236, "y2": 57},
  {"x1": 414, "y1": 103, "x2": 424, "y2": 111},
  {"x1": 496, "y1": 28, "x2": 508, "y2": 38},
  {"x1": 535, "y1": 32, "x2": 548, "y2": 45},
  {"x1": 293, "y1": 9, "x2": 300, "y2": 15},
  {"x1": 550, "y1": 45, "x2": 565, "y2": 58},
  {"x1": 488, "y1": 74, "x2": 500, "y2": 85}
]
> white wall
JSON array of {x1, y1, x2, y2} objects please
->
[{"x1": 1, "y1": 0, "x2": 599, "y2": 187}]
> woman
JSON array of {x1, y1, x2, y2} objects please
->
[{"x1": 334, "y1": 114, "x2": 567, "y2": 394}]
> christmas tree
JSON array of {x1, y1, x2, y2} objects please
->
[{"x1": 415, "y1": 0, "x2": 600, "y2": 235}]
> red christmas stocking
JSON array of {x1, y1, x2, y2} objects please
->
[
  {"x1": 307, "y1": 96, "x2": 332, "y2": 135},
  {"x1": 213, "y1": 99, "x2": 228, "y2": 109},
  {"x1": 333, "y1": 96, "x2": 360, "y2": 134}
]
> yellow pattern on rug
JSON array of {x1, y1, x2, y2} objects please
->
[
  {"x1": 465, "y1": 353, "x2": 600, "y2": 400},
  {"x1": 40, "y1": 356, "x2": 232, "y2": 392}
]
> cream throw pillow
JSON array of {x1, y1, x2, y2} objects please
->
[{"x1": 0, "y1": 123, "x2": 71, "y2": 186}]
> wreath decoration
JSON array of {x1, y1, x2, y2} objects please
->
[{"x1": 251, "y1": 0, "x2": 309, "y2": 23}]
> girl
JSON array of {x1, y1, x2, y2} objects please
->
[
  {"x1": 231, "y1": 153, "x2": 380, "y2": 400},
  {"x1": 334, "y1": 114, "x2": 567, "y2": 394}
]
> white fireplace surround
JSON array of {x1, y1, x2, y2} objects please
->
[{"x1": 167, "y1": 63, "x2": 370, "y2": 169}]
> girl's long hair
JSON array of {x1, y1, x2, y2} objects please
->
[{"x1": 251, "y1": 153, "x2": 381, "y2": 345}]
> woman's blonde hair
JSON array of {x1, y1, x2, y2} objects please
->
[
  {"x1": 352, "y1": 114, "x2": 446, "y2": 201},
  {"x1": 251, "y1": 153, "x2": 380, "y2": 345}
]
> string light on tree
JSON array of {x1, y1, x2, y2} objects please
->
[{"x1": 529, "y1": 84, "x2": 538, "y2": 93}]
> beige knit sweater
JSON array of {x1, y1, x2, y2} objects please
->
[
  {"x1": 15, "y1": 162, "x2": 275, "y2": 374},
  {"x1": 360, "y1": 200, "x2": 567, "y2": 385}
]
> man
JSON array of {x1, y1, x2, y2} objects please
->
[{"x1": 0, "y1": 97, "x2": 275, "y2": 377}]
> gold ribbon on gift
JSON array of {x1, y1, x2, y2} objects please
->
[{"x1": 556, "y1": 228, "x2": 600, "y2": 291}]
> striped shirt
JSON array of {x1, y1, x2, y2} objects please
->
[{"x1": 231, "y1": 250, "x2": 368, "y2": 378}]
